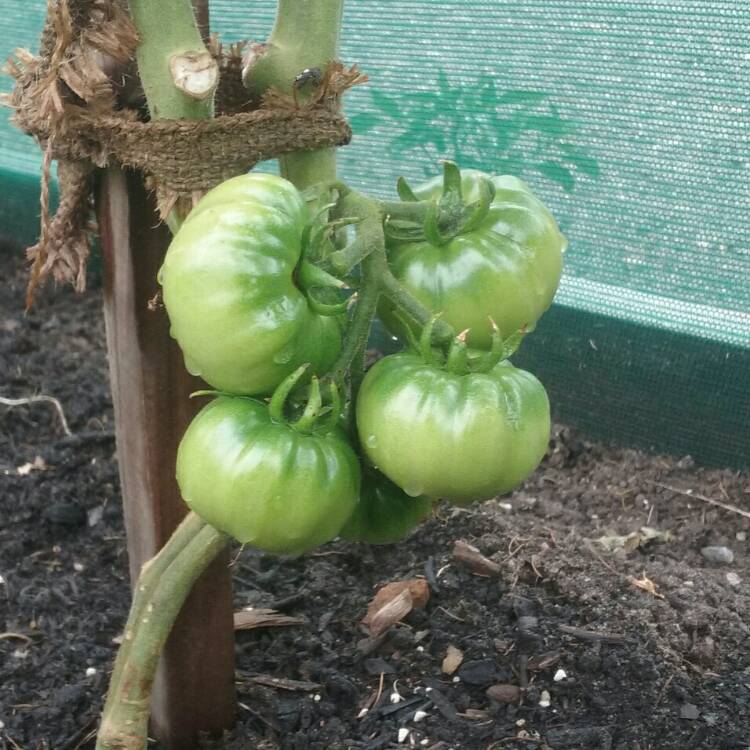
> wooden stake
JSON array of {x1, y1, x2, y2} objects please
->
[{"x1": 96, "y1": 167, "x2": 235, "y2": 748}]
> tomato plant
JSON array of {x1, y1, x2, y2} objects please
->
[
  {"x1": 84, "y1": 0, "x2": 572, "y2": 744},
  {"x1": 378, "y1": 163, "x2": 566, "y2": 349},
  {"x1": 159, "y1": 173, "x2": 345, "y2": 396}
]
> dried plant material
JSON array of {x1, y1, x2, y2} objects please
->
[
  {"x1": 459, "y1": 708, "x2": 491, "y2": 721},
  {"x1": 16, "y1": 456, "x2": 49, "y2": 476},
  {"x1": 486, "y1": 684, "x2": 521, "y2": 704},
  {"x1": 233, "y1": 608, "x2": 305, "y2": 630},
  {"x1": 628, "y1": 574, "x2": 664, "y2": 599},
  {"x1": 0, "y1": 394, "x2": 73, "y2": 436},
  {"x1": 526, "y1": 651, "x2": 561, "y2": 672},
  {"x1": 367, "y1": 589, "x2": 414, "y2": 638},
  {"x1": 650, "y1": 481, "x2": 750, "y2": 520},
  {"x1": 442, "y1": 645, "x2": 464, "y2": 675},
  {"x1": 7, "y1": 0, "x2": 365, "y2": 303},
  {"x1": 557, "y1": 624, "x2": 630, "y2": 644},
  {"x1": 596, "y1": 527, "x2": 671, "y2": 554},
  {"x1": 452, "y1": 540, "x2": 501, "y2": 576},
  {"x1": 364, "y1": 579, "x2": 430, "y2": 625},
  {"x1": 0, "y1": 632, "x2": 33, "y2": 645},
  {"x1": 246, "y1": 675, "x2": 320, "y2": 692}
]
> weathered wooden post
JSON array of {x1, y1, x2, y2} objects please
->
[
  {"x1": 93, "y1": 1, "x2": 236, "y2": 744},
  {"x1": 96, "y1": 167, "x2": 236, "y2": 746}
]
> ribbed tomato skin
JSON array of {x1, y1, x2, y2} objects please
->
[
  {"x1": 379, "y1": 171, "x2": 566, "y2": 349},
  {"x1": 356, "y1": 354, "x2": 550, "y2": 504},
  {"x1": 160, "y1": 173, "x2": 342, "y2": 395}
]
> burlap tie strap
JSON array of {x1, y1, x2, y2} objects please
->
[{"x1": 6, "y1": 0, "x2": 365, "y2": 304}]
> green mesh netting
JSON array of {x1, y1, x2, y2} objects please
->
[
  {"x1": 212, "y1": 1, "x2": 750, "y2": 348},
  {"x1": 1, "y1": 2, "x2": 748, "y2": 465}
]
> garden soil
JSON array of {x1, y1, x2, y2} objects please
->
[{"x1": 1, "y1": 248, "x2": 748, "y2": 750}]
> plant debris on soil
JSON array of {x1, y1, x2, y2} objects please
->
[{"x1": 1, "y1": 248, "x2": 749, "y2": 750}]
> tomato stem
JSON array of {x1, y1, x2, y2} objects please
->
[
  {"x1": 129, "y1": 0, "x2": 215, "y2": 121},
  {"x1": 129, "y1": 0, "x2": 215, "y2": 229},
  {"x1": 326, "y1": 192, "x2": 386, "y2": 391},
  {"x1": 380, "y1": 269, "x2": 455, "y2": 345},
  {"x1": 96, "y1": 514, "x2": 229, "y2": 749},
  {"x1": 243, "y1": 0, "x2": 345, "y2": 190}
]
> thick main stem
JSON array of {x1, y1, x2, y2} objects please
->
[
  {"x1": 96, "y1": 514, "x2": 229, "y2": 750},
  {"x1": 129, "y1": 0, "x2": 215, "y2": 121},
  {"x1": 98, "y1": 512, "x2": 207, "y2": 726},
  {"x1": 244, "y1": 0, "x2": 345, "y2": 190},
  {"x1": 129, "y1": 0, "x2": 216, "y2": 232}
]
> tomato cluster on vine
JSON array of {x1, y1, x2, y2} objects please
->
[{"x1": 159, "y1": 164, "x2": 566, "y2": 553}]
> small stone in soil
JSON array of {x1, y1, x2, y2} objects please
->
[
  {"x1": 457, "y1": 659, "x2": 498, "y2": 686},
  {"x1": 726, "y1": 572, "x2": 741, "y2": 586},
  {"x1": 700, "y1": 546, "x2": 734, "y2": 564},
  {"x1": 486, "y1": 684, "x2": 521, "y2": 704},
  {"x1": 43, "y1": 502, "x2": 87, "y2": 526},
  {"x1": 364, "y1": 657, "x2": 396, "y2": 676},
  {"x1": 680, "y1": 702, "x2": 700, "y2": 720}
]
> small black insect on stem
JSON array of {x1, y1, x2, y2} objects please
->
[{"x1": 292, "y1": 67, "x2": 324, "y2": 106}]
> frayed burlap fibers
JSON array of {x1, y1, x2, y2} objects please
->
[{"x1": 5, "y1": 0, "x2": 364, "y2": 305}]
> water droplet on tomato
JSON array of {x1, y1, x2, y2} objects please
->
[
  {"x1": 365, "y1": 435, "x2": 378, "y2": 449},
  {"x1": 403, "y1": 483, "x2": 424, "y2": 498},
  {"x1": 156, "y1": 267, "x2": 164, "y2": 285}
]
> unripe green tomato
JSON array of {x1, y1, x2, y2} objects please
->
[
  {"x1": 176, "y1": 395, "x2": 360, "y2": 554},
  {"x1": 341, "y1": 468, "x2": 433, "y2": 545},
  {"x1": 379, "y1": 170, "x2": 566, "y2": 348},
  {"x1": 356, "y1": 355, "x2": 550, "y2": 504},
  {"x1": 159, "y1": 173, "x2": 342, "y2": 395}
]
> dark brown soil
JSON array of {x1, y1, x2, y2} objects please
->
[{"x1": 1, "y1": 248, "x2": 748, "y2": 750}]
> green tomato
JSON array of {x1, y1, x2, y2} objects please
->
[
  {"x1": 379, "y1": 170, "x2": 566, "y2": 348},
  {"x1": 341, "y1": 468, "x2": 433, "y2": 545},
  {"x1": 159, "y1": 173, "x2": 342, "y2": 395},
  {"x1": 356, "y1": 354, "x2": 550, "y2": 504},
  {"x1": 176, "y1": 395, "x2": 360, "y2": 554}
]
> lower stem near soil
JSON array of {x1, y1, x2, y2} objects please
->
[{"x1": 96, "y1": 513, "x2": 229, "y2": 750}]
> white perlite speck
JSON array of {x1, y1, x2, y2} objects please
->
[
  {"x1": 539, "y1": 690, "x2": 551, "y2": 708},
  {"x1": 398, "y1": 727, "x2": 410, "y2": 743},
  {"x1": 553, "y1": 668, "x2": 567, "y2": 682}
]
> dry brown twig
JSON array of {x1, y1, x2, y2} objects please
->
[{"x1": 650, "y1": 481, "x2": 750, "y2": 520}]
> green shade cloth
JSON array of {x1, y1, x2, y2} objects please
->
[{"x1": 2, "y1": 2, "x2": 748, "y2": 466}]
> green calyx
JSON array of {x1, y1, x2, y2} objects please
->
[
  {"x1": 295, "y1": 202, "x2": 358, "y2": 317},
  {"x1": 412, "y1": 316, "x2": 528, "y2": 375},
  {"x1": 385, "y1": 161, "x2": 496, "y2": 247},
  {"x1": 268, "y1": 364, "x2": 342, "y2": 434}
]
